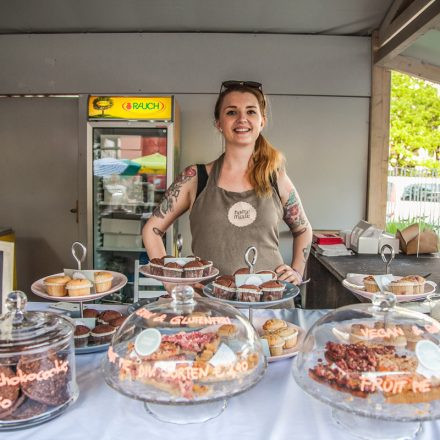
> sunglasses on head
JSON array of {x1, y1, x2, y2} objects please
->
[{"x1": 220, "y1": 80, "x2": 263, "y2": 94}]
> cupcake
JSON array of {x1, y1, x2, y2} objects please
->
[
  {"x1": 66, "y1": 279, "x2": 93, "y2": 297},
  {"x1": 97, "y1": 310, "x2": 123, "y2": 325},
  {"x1": 149, "y1": 257, "x2": 165, "y2": 276},
  {"x1": 212, "y1": 276, "x2": 236, "y2": 300},
  {"x1": 262, "y1": 318, "x2": 287, "y2": 333},
  {"x1": 261, "y1": 334, "x2": 285, "y2": 356},
  {"x1": 363, "y1": 275, "x2": 380, "y2": 293},
  {"x1": 274, "y1": 326, "x2": 298, "y2": 349},
  {"x1": 108, "y1": 316, "x2": 126, "y2": 329},
  {"x1": 74, "y1": 325, "x2": 91, "y2": 348},
  {"x1": 43, "y1": 275, "x2": 71, "y2": 297},
  {"x1": 199, "y1": 259, "x2": 213, "y2": 276},
  {"x1": 217, "y1": 324, "x2": 238, "y2": 339},
  {"x1": 83, "y1": 308, "x2": 100, "y2": 319},
  {"x1": 260, "y1": 280, "x2": 285, "y2": 301},
  {"x1": 234, "y1": 267, "x2": 250, "y2": 276},
  {"x1": 183, "y1": 260, "x2": 204, "y2": 278},
  {"x1": 388, "y1": 278, "x2": 415, "y2": 295},
  {"x1": 236, "y1": 284, "x2": 262, "y2": 302},
  {"x1": 163, "y1": 262, "x2": 184, "y2": 278},
  {"x1": 94, "y1": 271, "x2": 113, "y2": 293},
  {"x1": 393, "y1": 275, "x2": 426, "y2": 294},
  {"x1": 90, "y1": 324, "x2": 116, "y2": 345}
]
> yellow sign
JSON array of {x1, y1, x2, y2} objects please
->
[{"x1": 88, "y1": 96, "x2": 173, "y2": 120}]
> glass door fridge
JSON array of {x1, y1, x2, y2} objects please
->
[{"x1": 86, "y1": 96, "x2": 180, "y2": 303}]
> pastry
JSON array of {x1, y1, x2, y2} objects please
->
[
  {"x1": 66, "y1": 279, "x2": 92, "y2": 297},
  {"x1": 43, "y1": 275, "x2": 71, "y2": 297},
  {"x1": 149, "y1": 257, "x2": 165, "y2": 276},
  {"x1": 275, "y1": 326, "x2": 298, "y2": 349},
  {"x1": 183, "y1": 260, "x2": 204, "y2": 278},
  {"x1": 74, "y1": 325, "x2": 91, "y2": 348},
  {"x1": 257, "y1": 270, "x2": 276, "y2": 279},
  {"x1": 94, "y1": 271, "x2": 113, "y2": 293},
  {"x1": 90, "y1": 324, "x2": 116, "y2": 344},
  {"x1": 236, "y1": 284, "x2": 262, "y2": 302},
  {"x1": 233, "y1": 267, "x2": 250, "y2": 276},
  {"x1": 108, "y1": 316, "x2": 126, "y2": 329},
  {"x1": 262, "y1": 318, "x2": 287, "y2": 333},
  {"x1": 83, "y1": 308, "x2": 100, "y2": 319},
  {"x1": 212, "y1": 276, "x2": 236, "y2": 300},
  {"x1": 260, "y1": 280, "x2": 285, "y2": 301},
  {"x1": 261, "y1": 334, "x2": 284, "y2": 356},
  {"x1": 163, "y1": 262, "x2": 184, "y2": 278},
  {"x1": 363, "y1": 275, "x2": 379, "y2": 293},
  {"x1": 217, "y1": 324, "x2": 238, "y2": 339},
  {"x1": 97, "y1": 310, "x2": 123, "y2": 325},
  {"x1": 199, "y1": 259, "x2": 213, "y2": 276},
  {"x1": 389, "y1": 275, "x2": 426, "y2": 295}
]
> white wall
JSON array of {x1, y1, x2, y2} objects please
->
[{"x1": 0, "y1": 33, "x2": 371, "y2": 262}]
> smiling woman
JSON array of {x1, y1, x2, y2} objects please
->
[{"x1": 142, "y1": 81, "x2": 313, "y2": 287}]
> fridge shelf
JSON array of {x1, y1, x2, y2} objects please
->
[
  {"x1": 97, "y1": 246, "x2": 146, "y2": 253},
  {"x1": 98, "y1": 201, "x2": 157, "y2": 207}
]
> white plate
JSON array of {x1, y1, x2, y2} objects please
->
[
  {"x1": 342, "y1": 274, "x2": 437, "y2": 302},
  {"x1": 252, "y1": 317, "x2": 304, "y2": 362},
  {"x1": 31, "y1": 271, "x2": 128, "y2": 302},
  {"x1": 203, "y1": 281, "x2": 299, "y2": 309},
  {"x1": 139, "y1": 264, "x2": 219, "y2": 284}
]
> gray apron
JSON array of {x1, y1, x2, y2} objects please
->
[{"x1": 189, "y1": 154, "x2": 285, "y2": 275}]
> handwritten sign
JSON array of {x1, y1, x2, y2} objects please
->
[{"x1": 135, "y1": 308, "x2": 232, "y2": 326}]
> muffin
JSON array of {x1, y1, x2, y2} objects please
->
[
  {"x1": 108, "y1": 315, "x2": 126, "y2": 329},
  {"x1": 212, "y1": 276, "x2": 236, "y2": 300},
  {"x1": 260, "y1": 280, "x2": 285, "y2": 301},
  {"x1": 43, "y1": 275, "x2": 71, "y2": 297},
  {"x1": 199, "y1": 259, "x2": 213, "y2": 276},
  {"x1": 275, "y1": 326, "x2": 298, "y2": 349},
  {"x1": 90, "y1": 324, "x2": 116, "y2": 345},
  {"x1": 74, "y1": 325, "x2": 91, "y2": 348},
  {"x1": 401, "y1": 324, "x2": 423, "y2": 350},
  {"x1": 234, "y1": 267, "x2": 250, "y2": 276},
  {"x1": 236, "y1": 284, "x2": 262, "y2": 302},
  {"x1": 391, "y1": 275, "x2": 426, "y2": 294},
  {"x1": 94, "y1": 271, "x2": 113, "y2": 293},
  {"x1": 217, "y1": 324, "x2": 238, "y2": 339},
  {"x1": 183, "y1": 260, "x2": 204, "y2": 278},
  {"x1": 363, "y1": 275, "x2": 380, "y2": 293},
  {"x1": 97, "y1": 310, "x2": 123, "y2": 325},
  {"x1": 261, "y1": 333, "x2": 285, "y2": 356},
  {"x1": 149, "y1": 257, "x2": 165, "y2": 276},
  {"x1": 163, "y1": 262, "x2": 184, "y2": 278},
  {"x1": 83, "y1": 308, "x2": 100, "y2": 319},
  {"x1": 66, "y1": 279, "x2": 93, "y2": 297},
  {"x1": 257, "y1": 270, "x2": 276, "y2": 279},
  {"x1": 262, "y1": 318, "x2": 288, "y2": 333}
]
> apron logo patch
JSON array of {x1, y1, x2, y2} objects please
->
[{"x1": 227, "y1": 202, "x2": 257, "y2": 227}]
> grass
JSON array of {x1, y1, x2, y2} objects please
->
[{"x1": 386, "y1": 219, "x2": 439, "y2": 235}]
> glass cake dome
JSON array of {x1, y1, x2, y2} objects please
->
[
  {"x1": 102, "y1": 285, "x2": 266, "y2": 423},
  {"x1": 292, "y1": 292, "x2": 440, "y2": 440}
]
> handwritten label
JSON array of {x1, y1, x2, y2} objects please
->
[
  {"x1": 135, "y1": 309, "x2": 232, "y2": 326},
  {"x1": 360, "y1": 375, "x2": 431, "y2": 394}
]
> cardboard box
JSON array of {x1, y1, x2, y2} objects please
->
[
  {"x1": 397, "y1": 224, "x2": 439, "y2": 255},
  {"x1": 101, "y1": 218, "x2": 142, "y2": 235}
]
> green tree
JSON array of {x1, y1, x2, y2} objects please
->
[{"x1": 389, "y1": 72, "x2": 440, "y2": 170}]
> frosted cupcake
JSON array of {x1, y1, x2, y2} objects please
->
[
  {"x1": 94, "y1": 271, "x2": 113, "y2": 293},
  {"x1": 66, "y1": 279, "x2": 93, "y2": 297},
  {"x1": 43, "y1": 275, "x2": 71, "y2": 297}
]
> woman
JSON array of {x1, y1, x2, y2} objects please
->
[{"x1": 142, "y1": 80, "x2": 312, "y2": 284}]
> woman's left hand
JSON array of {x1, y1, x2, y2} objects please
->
[{"x1": 275, "y1": 264, "x2": 302, "y2": 285}]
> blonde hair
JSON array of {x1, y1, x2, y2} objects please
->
[{"x1": 214, "y1": 85, "x2": 284, "y2": 197}]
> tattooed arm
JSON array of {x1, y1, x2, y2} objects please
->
[
  {"x1": 275, "y1": 170, "x2": 313, "y2": 285},
  {"x1": 142, "y1": 165, "x2": 198, "y2": 259}
]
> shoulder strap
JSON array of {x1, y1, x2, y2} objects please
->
[
  {"x1": 270, "y1": 172, "x2": 281, "y2": 201},
  {"x1": 196, "y1": 164, "x2": 208, "y2": 200}
]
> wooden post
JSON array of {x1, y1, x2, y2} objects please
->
[{"x1": 367, "y1": 31, "x2": 391, "y2": 230}]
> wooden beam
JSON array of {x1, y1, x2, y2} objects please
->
[
  {"x1": 379, "y1": 0, "x2": 436, "y2": 47},
  {"x1": 385, "y1": 54, "x2": 440, "y2": 83},
  {"x1": 375, "y1": 0, "x2": 440, "y2": 66},
  {"x1": 367, "y1": 32, "x2": 391, "y2": 230},
  {"x1": 379, "y1": 0, "x2": 407, "y2": 36}
]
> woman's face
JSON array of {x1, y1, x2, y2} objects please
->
[{"x1": 216, "y1": 91, "x2": 265, "y2": 147}]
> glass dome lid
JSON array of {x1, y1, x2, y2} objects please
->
[
  {"x1": 293, "y1": 292, "x2": 440, "y2": 422},
  {"x1": 102, "y1": 285, "x2": 266, "y2": 404}
]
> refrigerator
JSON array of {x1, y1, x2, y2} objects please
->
[{"x1": 86, "y1": 96, "x2": 180, "y2": 302}]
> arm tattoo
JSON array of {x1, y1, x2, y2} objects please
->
[
  {"x1": 283, "y1": 189, "x2": 309, "y2": 232},
  {"x1": 303, "y1": 243, "x2": 311, "y2": 262},
  {"x1": 152, "y1": 227, "x2": 164, "y2": 237},
  {"x1": 153, "y1": 166, "x2": 196, "y2": 219},
  {"x1": 292, "y1": 227, "x2": 307, "y2": 238}
]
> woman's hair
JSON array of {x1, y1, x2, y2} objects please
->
[{"x1": 214, "y1": 85, "x2": 284, "y2": 197}]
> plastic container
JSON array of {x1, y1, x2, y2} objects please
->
[{"x1": 0, "y1": 291, "x2": 78, "y2": 430}]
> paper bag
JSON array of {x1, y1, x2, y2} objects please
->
[{"x1": 397, "y1": 224, "x2": 439, "y2": 255}]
